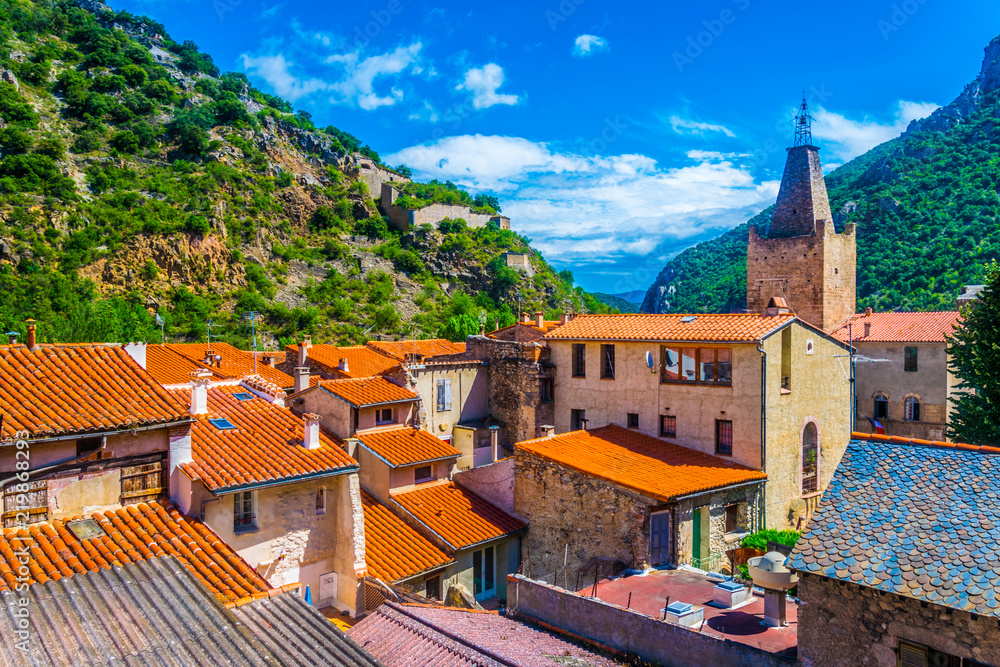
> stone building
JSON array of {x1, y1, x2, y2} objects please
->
[
  {"x1": 515, "y1": 425, "x2": 766, "y2": 580},
  {"x1": 380, "y1": 183, "x2": 511, "y2": 233},
  {"x1": 746, "y1": 103, "x2": 856, "y2": 332},
  {"x1": 789, "y1": 435, "x2": 1000, "y2": 666},
  {"x1": 488, "y1": 311, "x2": 566, "y2": 343},
  {"x1": 543, "y1": 310, "x2": 851, "y2": 529},
  {"x1": 830, "y1": 309, "x2": 961, "y2": 441}
]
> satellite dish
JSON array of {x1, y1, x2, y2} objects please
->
[{"x1": 646, "y1": 351, "x2": 655, "y2": 370}]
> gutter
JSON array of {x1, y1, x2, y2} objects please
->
[
  {"x1": 2, "y1": 419, "x2": 194, "y2": 446},
  {"x1": 757, "y1": 341, "x2": 767, "y2": 532}
]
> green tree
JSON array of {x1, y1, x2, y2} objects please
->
[{"x1": 948, "y1": 261, "x2": 1000, "y2": 445}]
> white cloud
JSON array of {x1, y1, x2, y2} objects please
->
[
  {"x1": 240, "y1": 53, "x2": 328, "y2": 102},
  {"x1": 812, "y1": 100, "x2": 940, "y2": 161},
  {"x1": 670, "y1": 116, "x2": 736, "y2": 138},
  {"x1": 455, "y1": 64, "x2": 520, "y2": 109},
  {"x1": 573, "y1": 34, "x2": 609, "y2": 57},
  {"x1": 326, "y1": 43, "x2": 423, "y2": 110}
]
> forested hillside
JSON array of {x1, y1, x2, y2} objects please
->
[
  {"x1": 0, "y1": 0, "x2": 609, "y2": 348},
  {"x1": 642, "y1": 36, "x2": 1000, "y2": 315}
]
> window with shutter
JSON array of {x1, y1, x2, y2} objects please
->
[
  {"x1": 572, "y1": 344, "x2": 586, "y2": 377},
  {"x1": 601, "y1": 344, "x2": 615, "y2": 379},
  {"x1": 3, "y1": 480, "x2": 47, "y2": 528},
  {"x1": 436, "y1": 379, "x2": 453, "y2": 411},
  {"x1": 897, "y1": 640, "x2": 927, "y2": 667},
  {"x1": 120, "y1": 460, "x2": 166, "y2": 505}
]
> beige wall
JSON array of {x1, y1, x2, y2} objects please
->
[
  {"x1": 412, "y1": 365, "x2": 489, "y2": 437},
  {"x1": 853, "y1": 341, "x2": 952, "y2": 441},
  {"x1": 202, "y1": 473, "x2": 365, "y2": 614},
  {"x1": 359, "y1": 448, "x2": 453, "y2": 504},
  {"x1": 357, "y1": 403, "x2": 415, "y2": 432},
  {"x1": 295, "y1": 388, "x2": 354, "y2": 438}
]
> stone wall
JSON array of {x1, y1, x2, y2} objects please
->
[
  {"x1": 508, "y1": 575, "x2": 792, "y2": 667},
  {"x1": 453, "y1": 457, "x2": 517, "y2": 516},
  {"x1": 380, "y1": 184, "x2": 495, "y2": 233},
  {"x1": 769, "y1": 145, "x2": 833, "y2": 238},
  {"x1": 796, "y1": 572, "x2": 1000, "y2": 666},
  {"x1": 503, "y1": 252, "x2": 534, "y2": 276},
  {"x1": 347, "y1": 155, "x2": 407, "y2": 200}
]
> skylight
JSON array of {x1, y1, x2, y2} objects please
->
[
  {"x1": 680, "y1": 316, "x2": 698, "y2": 323},
  {"x1": 66, "y1": 519, "x2": 105, "y2": 541},
  {"x1": 232, "y1": 392, "x2": 254, "y2": 401},
  {"x1": 209, "y1": 418, "x2": 238, "y2": 430}
]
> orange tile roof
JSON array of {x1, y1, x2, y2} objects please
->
[
  {"x1": 392, "y1": 483, "x2": 525, "y2": 550},
  {"x1": 293, "y1": 344, "x2": 400, "y2": 379},
  {"x1": 0, "y1": 501, "x2": 272, "y2": 603},
  {"x1": 359, "y1": 428, "x2": 460, "y2": 468},
  {"x1": 0, "y1": 344, "x2": 190, "y2": 441},
  {"x1": 145, "y1": 344, "x2": 227, "y2": 385},
  {"x1": 316, "y1": 376, "x2": 418, "y2": 408},
  {"x1": 362, "y1": 490, "x2": 453, "y2": 583},
  {"x1": 517, "y1": 424, "x2": 767, "y2": 502},
  {"x1": 172, "y1": 385, "x2": 357, "y2": 492},
  {"x1": 366, "y1": 339, "x2": 467, "y2": 360},
  {"x1": 543, "y1": 313, "x2": 795, "y2": 343},
  {"x1": 830, "y1": 311, "x2": 961, "y2": 343},
  {"x1": 165, "y1": 342, "x2": 295, "y2": 388}
]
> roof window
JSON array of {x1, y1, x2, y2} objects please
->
[
  {"x1": 209, "y1": 418, "x2": 238, "y2": 430},
  {"x1": 680, "y1": 316, "x2": 697, "y2": 323},
  {"x1": 66, "y1": 519, "x2": 106, "y2": 541},
  {"x1": 232, "y1": 392, "x2": 255, "y2": 401}
]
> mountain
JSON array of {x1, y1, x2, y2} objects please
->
[
  {"x1": 641, "y1": 35, "x2": 1000, "y2": 315},
  {"x1": 0, "y1": 0, "x2": 611, "y2": 348},
  {"x1": 591, "y1": 292, "x2": 640, "y2": 313}
]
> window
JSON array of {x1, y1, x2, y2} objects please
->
[
  {"x1": 904, "y1": 397, "x2": 921, "y2": 422},
  {"x1": 650, "y1": 512, "x2": 670, "y2": 567},
  {"x1": 76, "y1": 436, "x2": 102, "y2": 458},
  {"x1": 572, "y1": 344, "x2": 586, "y2": 377},
  {"x1": 802, "y1": 422, "x2": 819, "y2": 494},
  {"x1": 540, "y1": 378, "x2": 553, "y2": 403},
  {"x1": 897, "y1": 638, "x2": 988, "y2": 667},
  {"x1": 627, "y1": 413, "x2": 639, "y2": 429},
  {"x1": 232, "y1": 392, "x2": 254, "y2": 401},
  {"x1": 660, "y1": 415, "x2": 677, "y2": 438},
  {"x1": 234, "y1": 491, "x2": 256, "y2": 532},
  {"x1": 120, "y1": 461, "x2": 166, "y2": 505},
  {"x1": 436, "y1": 379, "x2": 453, "y2": 412},
  {"x1": 725, "y1": 504, "x2": 740, "y2": 533},
  {"x1": 904, "y1": 346, "x2": 918, "y2": 372},
  {"x1": 873, "y1": 394, "x2": 889, "y2": 420},
  {"x1": 571, "y1": 409, "x2": 586, "y2": 431},
  {"x1": 316, "y1": 488, "x2": 326, "y2": 515},
  {"x1": 425, "y1": 575, "x2": 442, "y2": 600},
  {"x1": 600, "y1": 344, "x2": 615, "y2": 379},
  {"x1": 472, "y1": 546, "x2": 495, "y2": 599},
  {"x1": 715, "y1": 420, "x2": 733, "y2": 456},
  {"x1": 209, "y1": 418, "x2": 237, "y2": 430},
  {"x1": 376, "y1": 408, "x2": 393, "y2": 425},
  {"x1": 414, "y1": 465, "x2": 434, "y2": 484},
  {"x1": 3, "y1": 480, "x2": 47, "y2": 528},
  {"x1": 661, "y1": 347, "x2": 732, "y2": 385}
]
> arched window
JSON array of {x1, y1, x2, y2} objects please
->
[
  {"x1": 802, "y1": 422, "x2": 819, "y2": 493},
  {"x1": 873, "y1": 394, "x2": 889, "y2": 420},
  {"x1": 904, "y1": 397, "x2": 921, "y2": 422}
]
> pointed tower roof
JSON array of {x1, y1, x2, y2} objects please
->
[{"x1": 768, "y1": 98, "x2": 833, "y2": 238}]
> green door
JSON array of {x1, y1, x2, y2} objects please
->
[{"x1": 692, "y1": 507, "x2": 710, "y2": 568}]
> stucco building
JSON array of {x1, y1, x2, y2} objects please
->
[
  {"x1": 544, "y1": 309, "x2": 851, "y2": 529},
  {"x1": 831, "y1": 309, "x2": 961, "y2": 441}
]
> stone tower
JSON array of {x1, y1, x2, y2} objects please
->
[{"x1": 747, "y1": 99, "x2": 856, "y2": 332}]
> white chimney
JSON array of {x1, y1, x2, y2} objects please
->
[
  {"x1": 294, "y1": 366, "x2": 310, "y2": 393},
  {"x1": 298, "y1": 336, "x2": 311, "y2": 366},
  {"x1": 189, "y1": 370, "x2": 212, "y2": 416},
  {"x1": 338, "y1": 357, "x2": 349, "y2": 374},
  {"x1": 303, "y1": 413, "x2": 321, "y2": 449},
  {"x1": 124, "y1": 342, "x2": 147, "y2": 369},
  {"x1": 535, "y1": 311, "x2": 544, "y2": 329},
  {"x1": 168, "y1": 424, "x2": 194, "y2": 513},
  {"x1": 489, "y1": 425, "x2": 500, "y2": 464},
  {"x1": 539, "y1": 425, "x2": 555, "y2": 438},
  {"x1": 521, "y1": 312, "x2": 530, "y2": 324}
]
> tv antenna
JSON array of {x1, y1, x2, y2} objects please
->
[
  {"x1": 244, "y1": 312, "x2": 259, "y2": 374},
  {"x1": 155, "y1": 313, "x2": 164, "y2": 344}
]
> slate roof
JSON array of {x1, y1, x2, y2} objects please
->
[
  {"x1": 171, "y1": 385, "x2": 358, "y2": 493},
  {"x1": 366, "y1": 339, "x2": 467, "y2": 360},
  {"x1": 164, "y1": 342, "x2": 296, "y2": 388},
  {"x1": 789, "y1": 437, "x2": 1000, "y2": 616},
  {"x1": 517, "y1": 424, "x2": 766, "y2": 502},
  {"x1": 359, "y1": 428, "x2": 460, "y2": 468},
  {"x1": 0, "y1": 344, "x2": 190, "y2": 441},
  {"x1": 348, "y1": 602, "x2": 616, "y2": 667},
  {"x1": 362, "y1": 491, "x2": 453, "y2": 583},
  {"x1": 0, "y1": 555, "x2": 382, "y2": 667},
  {"x1": 543, "y1": 313, "x2": 796, "y2": 342},
  {"x1": 0, "y1": 501, "x2": 272, "y2": 604},
  {"x1": 829, "y1": 311, "x2": 961, "y2": 343},
  {"x1": 314, "y1": 376, "x2": 419, "y2": 408},
  {"x1": 293, "y1": 344, "x2": 399, "y2": 379},
  {"x1": 392, "y1": 483, "x2": 525, "y2": 550}
]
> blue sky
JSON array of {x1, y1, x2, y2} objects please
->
[{"x1": 118, "y1": 0, "x2": 1000, "y2": 295}]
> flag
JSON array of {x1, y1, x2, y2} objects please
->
[{"x1": 864, "y1": 415, "x2": 885, "y2": 434}]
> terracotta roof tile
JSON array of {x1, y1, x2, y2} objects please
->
[
  {"x1": 359, "y1": 428, "x2": 460, "y2": 468},
  {"x1": 393, "y1": 483, "x2": 525, "y2": 550},
  {"x1": 517, "y1": 425, "x2": 767, "y2": 502},
  {"x1": 362, "y1": 491, "x2": 453, "y2": 583},
  {"x1": 316, "y1": 376, "x2": 419, "y2": 408},
  {"x1": 164, "y1": 343, "x2": 295, "y2": 388},
  {"x1": 172, "y1": 385, "x2": 357, "y2": 492},
  {"x1": 144, "y1": 345, "x2": 227, "y2": 385},
  {"x1": 292, "y1": 344, "x2": 400, "y2": 379},
  {"x1": 830, "y1": 311, "x2": 961, "y2": 343},
  {"x1": 366, "y1": 339, "x2": 467, "y2": 360},
  {"x1": 0, "y1": 501, "x2": 271, "y2": 603},
  {"x1": 543, "y1": 313, "x2": 795, "y2": 342},
  {"x1": 0, "y1": 344, "x2": 190, "y2": 440}
]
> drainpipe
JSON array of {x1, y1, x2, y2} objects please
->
[{"x1": 757, "y1": 342, "x2": 767, "y2": 532}]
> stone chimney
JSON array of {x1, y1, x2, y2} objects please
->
[
  {"x1": 189, "y1": 369, "x2": 213, "y2": 416},
  {"x1": 539, "y1": 425, "x2": 555, "y2": 438},
  {"x1": 25, "y1": 319, "x2": 36, "y2": 350},
  {"x1": 124, "y1": 342, "x2": 147, "y2": 369},
  {"x1": 344, "y1": 437, "x2": 360, "y2": 458},
  {"x1": 864, "y1": 307, "x2": 873, "y2": 316},
  {"x1": 6, "y1": 331, "x2": 16, "y2": 344},
  {"x1": 294, "y1": 366, "x2": 310, "y2": 393},
  {"x1": 521, "y1": 312, "x2": 530, "y2": 324},
  {"x1": 338, "y1": 357, "x2": 349, "y2": 374},
  {"x1": 297, "y1": 336, "x2": 312, "y2": 366},
  {"x1": 303, "y1": 413, "x2": 321, "y2": 449},
  {"x1": 535, "y1": 311, "x2": 544, "y2": 329},
  {"x1": 168, "y1": 424, "x2": 194, "y2": 513},
  {"x1": 559, "y1": 313, "x2": 568, "y2": 325}
]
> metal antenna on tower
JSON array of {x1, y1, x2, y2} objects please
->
[
  {"x1": 793, "y1": 94, "x2": 814, "y2": 147},
  {"x1": 244, "y1": 312, "x2": 259, "y2": 374}
]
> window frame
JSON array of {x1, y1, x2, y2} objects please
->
[
  {"x1": 375, "y1": 407, "x2": 394, "y2": 425},
  {"x1": 661, "y1": 346, "x2": 733, "y2": 386},
  {"x1": 414, "y1": 465, "x2": 434, "y2": 484},
  {"x1": 2, "y1": 479, "x2": 48, "y2": 528},
  {"x1": 233, "y1": 490, "x2": 257, "y2": 533},
  {"x1": 660, "y1": 415, "x2": 677, "y2": 438},
  {"x1": 801, "y1": 422, "x2": 819, "y2": 494},
  {"x1": 873, "y1": 394, "x2": 889, "y2": 420},
  {"x1": 600, "y1": 344, "x2": 616, "y2": 379},
  {"x1": 715, "y1": 419, "x2": 733, "y2": 456},
  {"x1": 570, "y1": 409, "x2": 586, "y2": 431},
  {"x1": 904, "y1": 346, "x2": 918, "y2": 372},
  {"x1": 316, "y1": 487, "x2": 326, "y2": 516},
  {"x1": 626, "y1": 412, "x2": 639, "y2": 429},
  {"x1": 539, "y1": 377, "x2": 553, "y2": 403},
  {"x1": 571, "y1": 344, "x2": 586, "y2": 378},
  {"x1": 725, "y1": 504, "x2": 740, "y2": 534},
  {"x1": 904, "y1": 396, "x2": 921, "y2": 422},
  {"x1": 436, "y1": 378, "x2": 453, "y2": 412}
]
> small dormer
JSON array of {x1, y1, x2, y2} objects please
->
[{"x1": 764, "y1": 296, "x2": 794, "y2": 317}]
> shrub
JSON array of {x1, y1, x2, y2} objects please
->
[
  {"x1": 740, "y1": 529, "x2": 799, "y2": 552},
  {"x1": 0, "y1": 127, "x2": 33, "y2": 155},
  {"x1": 34, "y1": 134, "x2": 65, "y2": 160},
  {"x1": 177, "y1": 124, "x2": 209, "y2": 156},
  {"x1": 439, "y1": 217, "x2": 468, "y2": 234},
  {"x1": 355, "y1": 215, "x2": 389, "y2": 239},
  {"x1": 72, "y1": 130, "x2": 104, "y2": 153},
  {"x1": 276, "y1": 171, "x2": 294, "y2": 188}
]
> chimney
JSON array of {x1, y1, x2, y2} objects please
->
[
  {"x1": 168, "y1": 424, "x2": 194, "y2": 512},
  {"x1": 338, "y1": 357, "x2": 350, "y2": 374},
  {"x1": 294, "y1": 366, "x2": 310, "y2": 393},
  {"x1": 344, "y1": 437, "x2": 360, "y2": 458},
  {"x1": 864, "y1": 322, "x2": 872, "y2": 338},
  {"x1": 6, "y1": 332, "x2": 16, "y2": 345},
  {"x1": 189, "y1": 369, "x2": 212, "y2": 416},
  {"x1": 124, "y1": 342, "x2": 147, "y2": 369},
  {"x1": 535, "y1": 311, "x2": 544, "y2": 329},
  {"x1": 521, "y1": 312, "x2": 530, "y2": 324},
  {"x1": 203, "y1": 349, "x2": 214, "y2": 365},
  {"x1": 570, "y1": 312, "x2": 579, "y2": 321},
  {"x1": 489, "y1": 425, "x2": 500, "y2": 463},
  {"x1": 559, "y1": 313, "x2": 568, "y2": 325},
  {"x1": 303, "y1": 413, "x2": 321, "y2": 449},
  {"x1": 25, "y1": 319, "x2": 36, "y2": 350},
  {"x1": 864, "y1": 307, "x2": 873, "y2": 317},
  {"x1": 297, "y1": 336, "x2": 312, "y2": 366},
  {"x1": 539, "y1": 425, "x2": 555, "y2": 438},
  {"x1": 579, "y1": 418, "x2": 589, "y2": 430}
]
